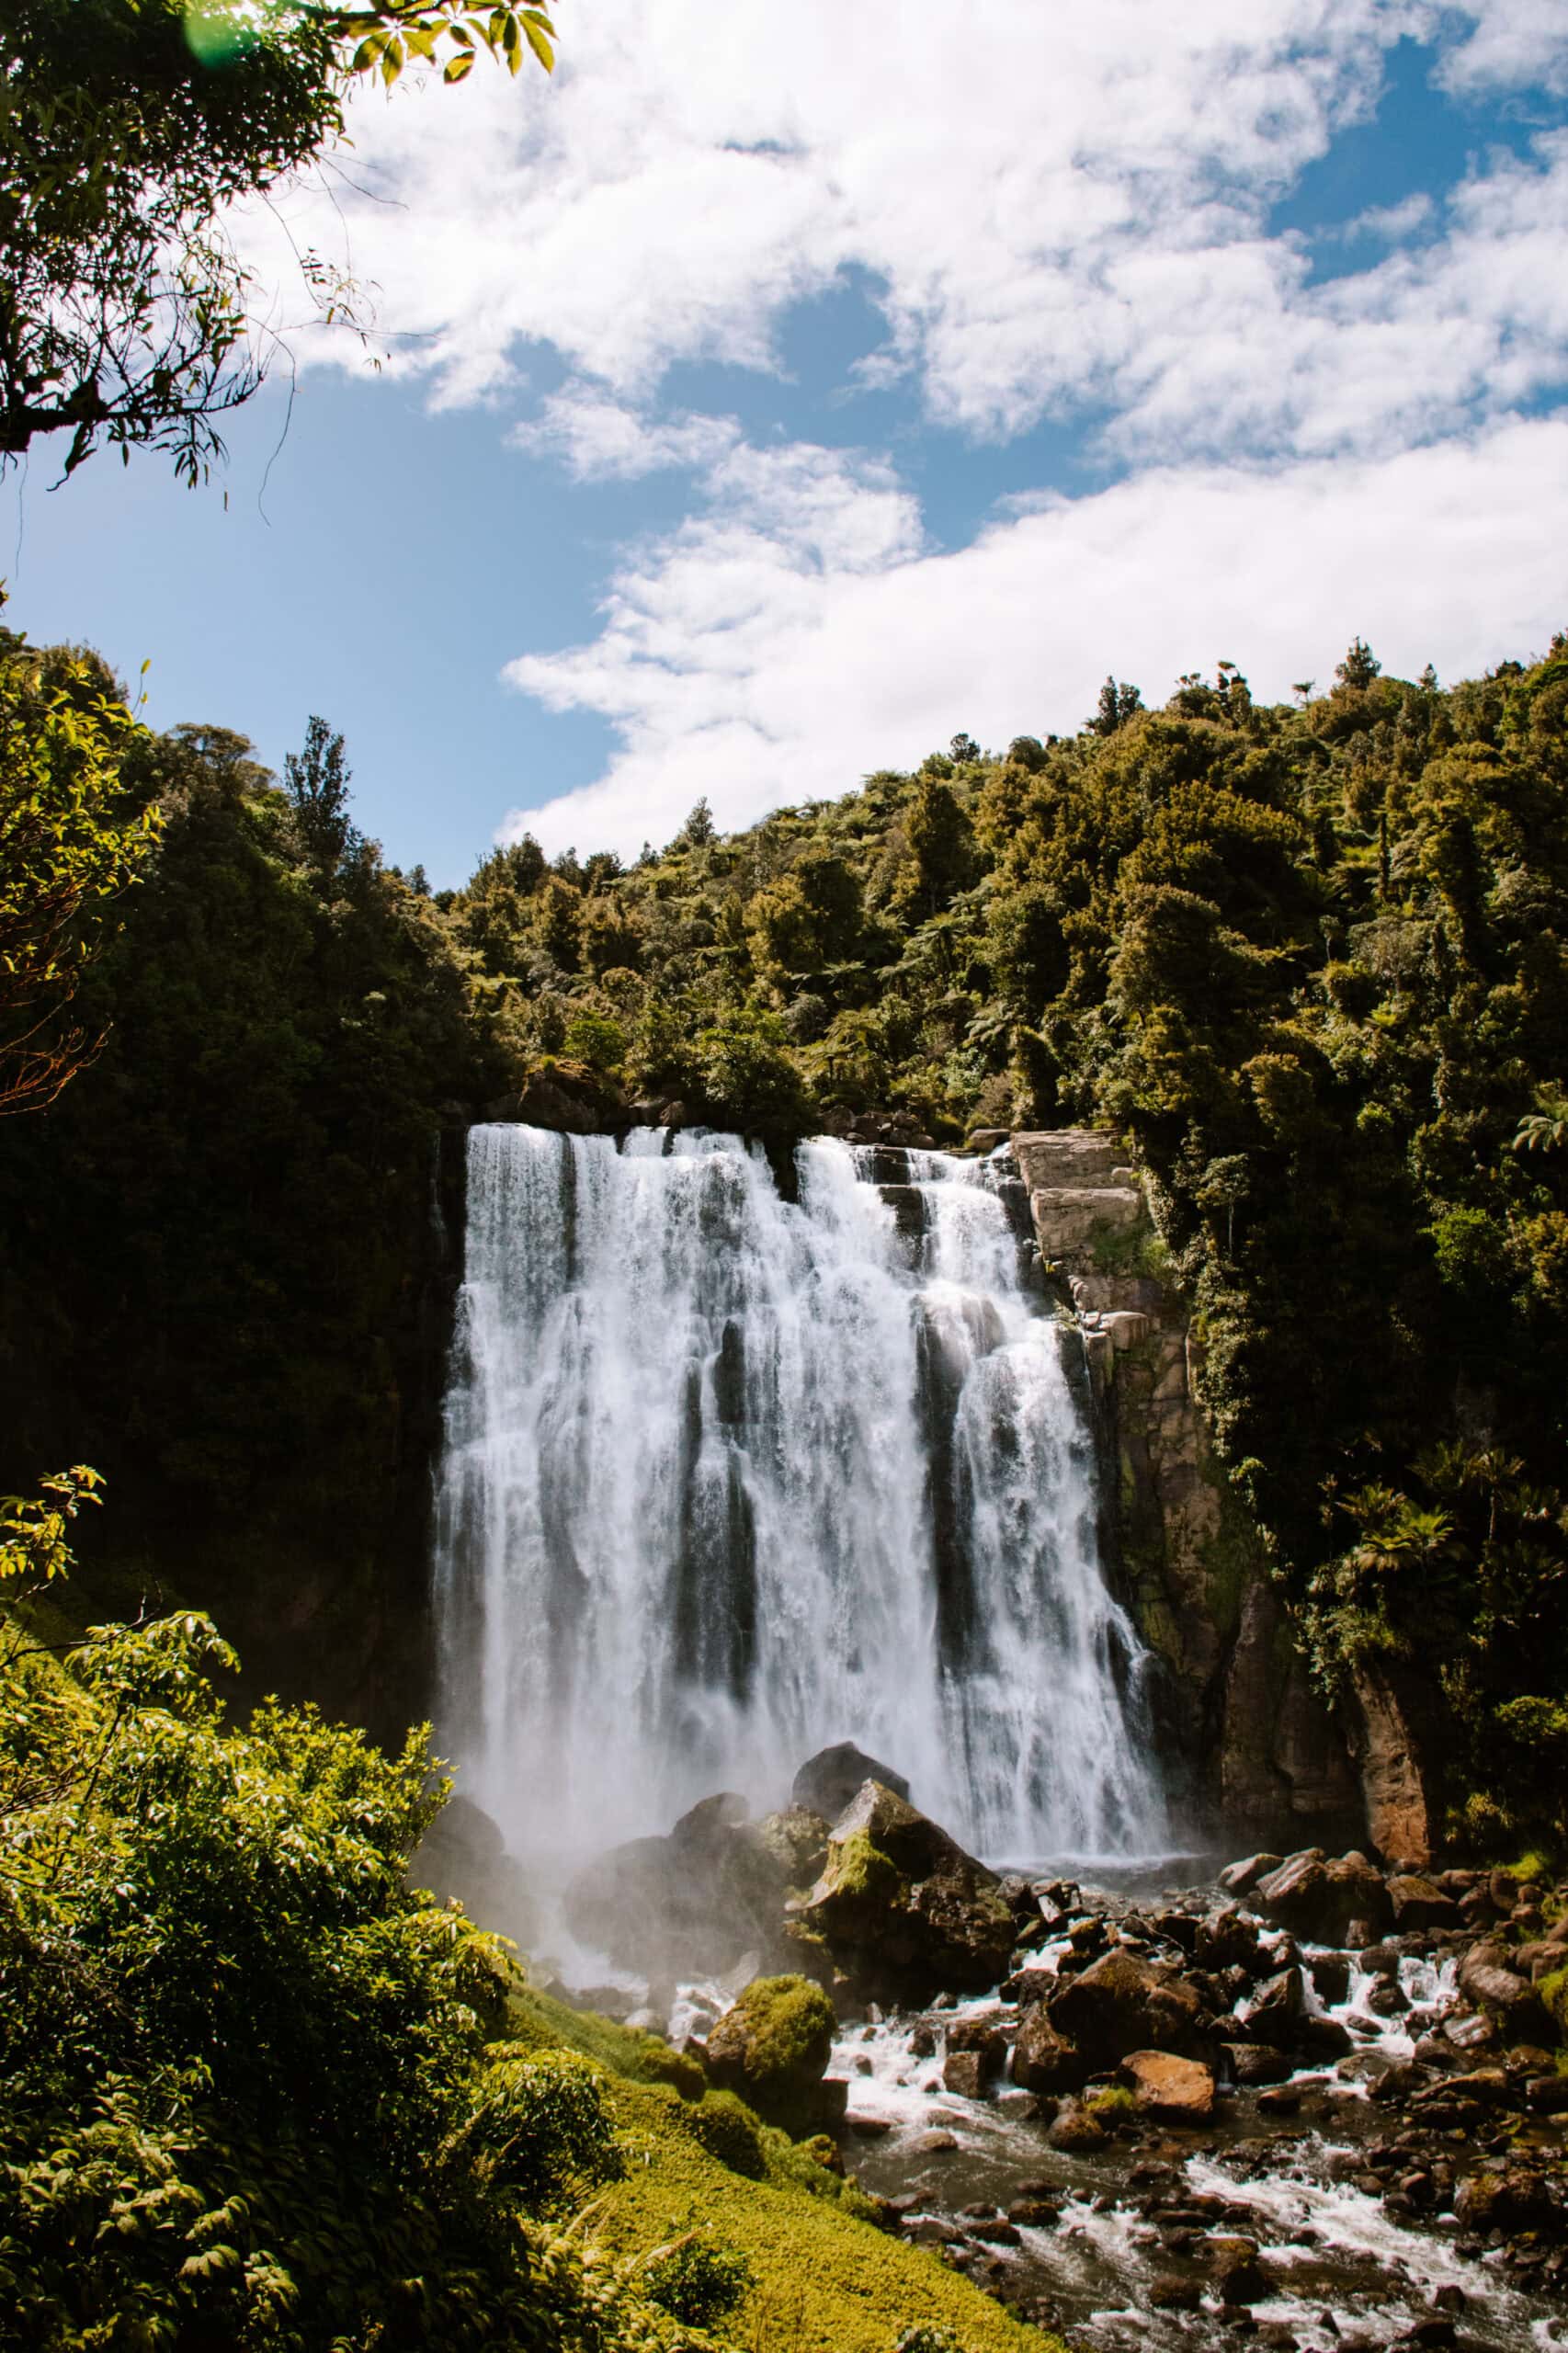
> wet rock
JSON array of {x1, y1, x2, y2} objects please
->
[
  {"x1": 1002, "y1": 1965, "x2": 1057, "y2": 2005},
  {"x1": 941, "y1": 2050, "x2": 989, "y2": 2097},
  {"x1": 1369, "y1": 2059, "x2": 1424, "y2": 2104},
  {"x1": 1256, "y1": 1850, "x2": 1392, "y2": 1943},
  {"x1": 1387, "y1": 1873, "x2": 1460, "y2": 1932},
  {"x1": 1526, "y1": 2073, "x2": 1568, "y2": 2113},
  {"x1": 756, "y1": 1804, "x2": 832, "y2": 1890},
  {"x1": 847, "y1": 2113, "x2": 892, "y2": 2136},
  {"x1": 1045, "y1": 1949, "x2": 1208, "y2": 2069},
  {"x1": 1203, "y1": 2234, "x2": 1272, "y2": 2304},
  {"x1": 912, "y1": 2129, "x2": 959, "y2": 2154},
  {"x1": 1119, "y1": 2049, "x2": 1217, "y2": 2123},
  {"x1": 1310, "y1": 1952, "x2": 1352, "y2": 2004},
  {"x1": 908, "y1": 2214, "x2": 965, "y2": 2243},
  {"x1": 1365, "y1": 1977, "x2": 1409, "y2": 2018},
  {"x1": 704, "y1": 1973, "x2": 838, "y2": 2132},
  {"x1": 1256, "y1": 2085, "x2": 1301, "y2": 2116},
  {"x1": 1197, "y1": 1904, "x2": 1262, "y2": 1972},
  {"x1": 1032, "y1": 1876, "x2": 1082, "y2": 1922},
  {"x1": 969, "y1": 2217, "x2": 1022, "y2": 2245},
  {"x1": 908, "y1": 2022, "x2": 937, "y2": 2058},
  {"x1": 1149, "y1": 2272, "x2": 1203, "y2": 2309},
  {"x1": 1453, "y1": 2161, "x2": 1558, "y2": 2232},
  {"x1": 791, "y1": 1743, "x2": 909, "y2": 1819},
  {"x1": 794, "y1": 1780, "x2": 1014, "y2": 2001},
  {"x1": 1007, "y1": 2195, "x2": 1061, "y2": 2225},
  {"x1": 1225, "y1": 2041, "x2": 1292, "y2": 2086},
  {"x1": 564, "y1": 1793, "x2": 799, "y2": 1974},
  {"x1": 1457, "y1": 1940, "x2": 1551, "y2": 2040},
  {"x1": 1220, "y1": 1852, "x2": 1284, "y2": 1897},
  {"x1": 1294, "y1": 2012, "x2": 1354, "y2": 2061},
  {"x1": 1011, "y1": 2002, "x2": 1085, "y2": 2092},
  {"x1": 1046, "y1": 2097, "x2": 1109, "y2": 2151},
  {"x1": 994, "y1": 2087, "x2": 1042, "y2": 2120},
  {"x1": 1236, "y1": 1964, "x2": 1304, "y2": 2040}
]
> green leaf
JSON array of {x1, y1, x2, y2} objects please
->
[
  {"x1": 522, "y1": 15, "x2": 553, "y2": 69},
  {"x1": 443, "y1": 48, "x2": 474, "y2": 80}
]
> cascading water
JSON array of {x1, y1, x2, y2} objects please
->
[{"x1": 431, "y1": 1124, "x2": 1166, "y2": 1864}]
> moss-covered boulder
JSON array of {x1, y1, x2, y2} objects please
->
[
  {"x1": 704, "y1": 1974, "x2": 840, "y2": 2135},
  {"x1": 795, "y1": 1780, "x2": 1014, "y2": 2001}
]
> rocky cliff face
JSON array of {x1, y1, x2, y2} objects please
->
[{"x1": 1013, "y1": 1127, "x2": 1430, "y2": 1859}]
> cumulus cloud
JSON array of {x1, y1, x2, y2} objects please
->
[
  {"x1": 500, "y1": 415, "x2": 1568, "y2": 859},
  {"x1": 509, "y1": 389, "x2": 740, "y2": 480}
]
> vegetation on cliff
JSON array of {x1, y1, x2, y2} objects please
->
[{"x1": 7, "y1": 631, "x2": 1567, "y2": 1848}]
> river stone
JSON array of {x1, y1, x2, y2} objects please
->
[
  {"x1": 1454, "y1": 2162, "x2": 1559, "y2": 2232},
  {"x1": 1119, "y1": 2050, "x2": 1217, "y2": 2123},
  {"x1": 1011, "y1": 2003, "x2": 1085, "y2": 2091},
  {"x1": 1388, "y1": 1873, "x2": 1460, "y2": 1932},
  {"x1": 1255, "y1": 1849, "x2": 1392, "y2": 1942},
  {"x1": 704, "y1": 1973, "x2": 838, "y2": 2134},
  {"x1": 791, "y1": 1743, "x2": 910, "y2": 1819},
  {"x1": 1046, "y1": 2097, "x2": 1108, "y2": 2151},
  {"x1": 1236, "y1": 1964, "x2": 1304, "y2": 2040},
  {"x1": 794, "y1": 1779, "x2": 1013, "y2": 2001},
  {"x1": 1203, "y1": 2235, "x2": 1271, "y2": 2305},
  {"x1": 1224, "y1": 2040, "x2": 1291, "y2": 2086},
  {"x1": 1045, "y1": 1949, "x2": 1208, "y2": 2068},
  {"x1": 942, "y1": 2050, "x2": 989, "y2": 2097}
]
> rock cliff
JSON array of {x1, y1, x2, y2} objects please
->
[{"x1": 1013, "y1": 1126, "x2": 1430, "y2": 1858}]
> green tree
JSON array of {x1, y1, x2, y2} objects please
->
[
  {"x1": 282, "y1": 710, "x2": 358, "y2": 870},
  {"x1": 0, "y1": 0, "x2": 555, "y2": 481},
  {"x1": 0, "y1": 627, "x2": 158, "y2": 1111}
]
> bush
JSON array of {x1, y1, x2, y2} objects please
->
[{"x1": 642, "y1": 2234, "x2": 752, "y2": 2326}]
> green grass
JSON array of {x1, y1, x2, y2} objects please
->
[{"x1": 507, "y1": 1978, "x2": 1065, "y2": 2353}]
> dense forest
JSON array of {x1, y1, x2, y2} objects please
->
[{"x1": 4, "y1": 629, "x2": 1567, "y2": 1852}]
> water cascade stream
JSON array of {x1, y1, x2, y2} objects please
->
[{"x1": 432, "y1": 1124, "x2": 1166, "y2": 1865}]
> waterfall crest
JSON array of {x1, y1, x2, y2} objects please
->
[{"x1": 432, "y1": 1125, "x2": 1166, "y2": 1863}]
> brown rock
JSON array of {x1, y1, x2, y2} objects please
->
[
  {"x1": 1011, "y1": 2002, "x2": 1086, "y2": 2092},
  {"x1": 1203, "y1": 2235, "x2": 1272, "y2": 2305},
  {"x1": 1256, "y1": 1850, "x2": 1392, "y2": 1943},
  {"x1": 941, "y1": 2051, "x2": 988, "y2": 2097},
  {"x1": 1046, "y1": 1949, "x2": 1207, "y2": 2069},
  {"x1": 1458, "y1": 1941, "x2": 1551, "y2": 2041},
  {"x1": 1120, "y1": 2049, "x2": 1217, "y2": 2123},
  {"x1": 1348, "y1": 1660, "x2": 1435, "y2": 1864},
  {"x1": 1225, "y1": 2041, "x2": 1291, "y2": 2086},
  {"x1": 1046, "y1": 2097, "x2": 1109, "y2": 2151},
  {"x1": 796, "y1": 1779, "x2": 1014, "y2": 2001},
  {"x1": 1388, "y1": 1874, "x2": 1460, "y2": 1933},
  {"x1": 1219, "y1": 1851, "x2": 1284, "y2": 1898}
]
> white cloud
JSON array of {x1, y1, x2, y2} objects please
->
[
  {"x1": 1339, "y1": 191, "x2": 1434, "y2": 242},
  {"x1": 1439, "y1": 1, "x2": 1568, "y2": 95},
  {"x1": 509, "y1": 389, "x2": 740, "y2": 480},
  {"x1": 500, "y1": 415, "x2": 1568, "y2": 858}
]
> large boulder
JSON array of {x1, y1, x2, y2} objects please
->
[
  {"x1": 794, "y1": 1780, "x2": 1013, "y2": 2001},
  {"x1": 1045, "y1": 1949, "x2": 1208, "y2": 2069},
  {"x1": 791, "y1": 1743, "x2": 910, "y2": 1819},
  {"x1": 563, "y1": 1791, "x2": 792, "y2": 1974},
  {"x1": 1388, "y1": 1873, "x2": 1460, "y2": 1933},
  {"x1": 1254, "y1": 1849, "x2": 1392, "y2": 1942},
  {"x1": 704, "y1": 1973, "x2": 840, "y2": 2135}
]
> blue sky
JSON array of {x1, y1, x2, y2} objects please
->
[{"x1": 5, "y1": 2, "x2": 1568, "y2": 885}]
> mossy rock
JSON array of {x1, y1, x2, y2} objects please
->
[{"x1": 705, "y1": 1972, "x2": 838, "y2": 2134}]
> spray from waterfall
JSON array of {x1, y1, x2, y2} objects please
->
[{"x1": 432, "y1": 1126, "x2": 1166, "y2": 1863}]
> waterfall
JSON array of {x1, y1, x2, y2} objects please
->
[{"x1": 432, "y1": 1124, "x2": 1166, "y2": 1865}]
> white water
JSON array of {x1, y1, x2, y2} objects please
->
[{"x1": 431, "y1": 1124, "x2": 1165, "y2": 1861}]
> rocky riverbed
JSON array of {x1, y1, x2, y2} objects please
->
[{"x1": 519, "y1": 1753, "x2": 1568, "y2": 2351}]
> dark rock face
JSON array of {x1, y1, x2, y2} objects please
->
[
  {"x1": 794, "y1": 1779, "x2": 1012, "y2": 2000},
  {"x1": 1045, "y1": 1950, "x2": 1208, "y2": 2069},
  {"x1": 791, "y1": 1742, "x2": 911, "y2": 1819}
]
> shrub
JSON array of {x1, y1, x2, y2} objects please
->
[{"x1": 642, "y1": 2234, "x2": 753, "y2": 2327}]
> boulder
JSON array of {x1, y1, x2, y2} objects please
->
[
  {"x1": 941, "y1": 2051, "x2": 989, "y2": 2097},
  {"x1": 756, "y1": 1805, "x2": 832, "y2": 1890},
  {"x1": 704, "y1": 1973, "x2": 839, "y2": 2135},
  {"x1": 1219, "y1": 1852, "x2": 1283, "y2": 1898},
  {"x1": 563, "y1": 1791, "x2": 793, "y2": 1973},
  {"x1": 791, "y1": 1743, "x2": 910, "y2": 1819},
  {"x1": 1045, "y1": 1949, "x2": 1208, "y2": 2069},
  {"x1": 1119, "y1": 2050, "x2": 1217, "y2": 2124},
  {"x1": 1388, "y1": 1874, "x2": 1460, "y2": 1933},
  {"x1": 794, "y1": 1780, "x2": 1013, "y2": 2001},
  {"x1": 1223, "y1": 2041, "x2": 1291, "y2": 2086},
  {"x1": 1011, "y1": 2004, "x2": 1086, "y2": 2093},
  {"x1": 1457, "y1": 1941, "x2": 1551, "y2": 2041},
  {"x1": 1194, "y1": 1904, "x2": 1260, "y2": 1973},
  {"x1": 1203, "y1": 2236, "x2": 1272, "y2": 2306},
  {"x1": 1255, "y1": 1848, "x2": 1392, "y2": 1942},
  {"x1": 1235, "y1": 1965, "x2": 1303, "y2": 2042}
]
